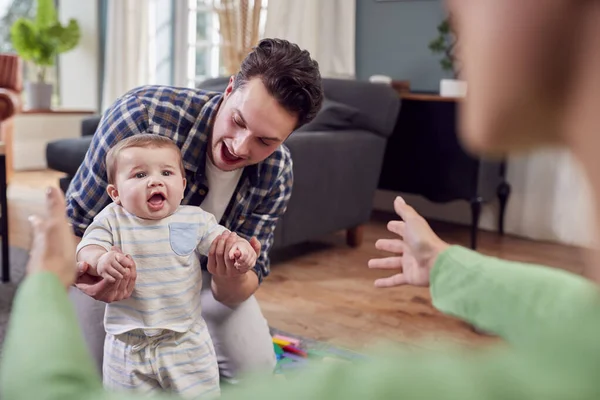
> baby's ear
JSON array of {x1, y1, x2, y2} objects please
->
[{"x1": 107, "y1": 184, "x2": 121, "y2": 205}]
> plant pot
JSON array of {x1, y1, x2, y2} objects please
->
[
  {"x1": 25, "y1": 81, "x2": 53, "y2": 109},
  {"x1": 440, "y1": 78, "x2": 467, "y2": 98}
]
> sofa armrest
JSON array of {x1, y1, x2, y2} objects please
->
[
  {"x1": 278, "y1": 129, "x2": 387, "y2": 246},
  {"x1": 0, "y1": 88, "x2": 21, "y2": 122},
  {"x1": 81, "y1": 115, "x2": 101, "y2": 137}
]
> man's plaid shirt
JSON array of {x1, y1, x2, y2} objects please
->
[{"x1": 66, "y1": 85, "x2": 293, "y2": 283}]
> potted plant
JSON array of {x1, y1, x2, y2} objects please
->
[
  {"x1": 9, "y1": 0, "x2": 80, "y2": 109},
  {"x1": 429, "y1": 16, "x2": 466, "y2": 97}
]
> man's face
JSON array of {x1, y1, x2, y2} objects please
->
[{"x1": 209, "y1": 77, "x2": 299, "y2": 171}]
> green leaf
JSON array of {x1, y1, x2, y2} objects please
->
[
  {"x1": 49, "y1": 19, "x2": 81, "y2": 53},
  {"x1": 10, "y1": 18, "x2": 38, "y2": 61},
  {"x1": 35, "y1": 0, "x2": 57, "y2": 28},
  {"x1": 441, "y1": 58, "x2": 454, "y2": 72},
  {"x1": 9, "y1": 0, "x2": 81, "y2": 75}
]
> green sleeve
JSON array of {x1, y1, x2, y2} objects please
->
[
  {"x1": 216, "y1": 246, "x2": 600, "y2": 400},
  {"x1": 431, "y1": 245, "x2": 600, "y2": 347},
  {"x1": 0, "y1": 272, "x2": 176, "y2": 400}
]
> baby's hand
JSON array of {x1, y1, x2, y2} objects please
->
[
  {"x1": 97, "y1": 248, "x2": 132, "y2": 283},
  {"x1": 228, "y1": 239, "x2": 257, "y2": 273}
]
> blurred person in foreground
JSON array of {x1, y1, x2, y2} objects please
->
[{"x1": 3, "y1": 0, "x2": 600, "y2": 399}]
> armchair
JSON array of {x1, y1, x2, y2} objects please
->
[
  {"x1": 0, "y1": 54, "x2": 23, "y2": 183},
  {"x1": 0, "y1": 53, "x2": 21, "y2": 282}
]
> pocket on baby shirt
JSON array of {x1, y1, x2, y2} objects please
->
[{"x1": 169, "y1": 223, "x2": 197, "y2": 256}]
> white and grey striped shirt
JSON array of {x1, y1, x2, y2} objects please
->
[{"x1": 77, "y1": 203, "x2": 228, "y2": 335}]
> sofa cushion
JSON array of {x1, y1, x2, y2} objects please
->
[
  {"x1": 294, "y1": 99, "x2": 360, "y2": 133},
  {"x1": 321, "y1": 79, "x2": 400, "y2": 138},
  {"x1": 46, "y1": 136, "x2": 93, "y2": 176}
]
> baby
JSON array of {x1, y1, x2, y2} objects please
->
[{"x1": 76, "y1": 134, "x2": 257, "y2": 398}]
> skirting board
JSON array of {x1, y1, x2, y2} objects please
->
[{"x1": 373, "y1": 189, "x2": 498, "y2": 232}]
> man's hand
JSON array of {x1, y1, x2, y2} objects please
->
[
  {"x1": 368, "y1": 196, "x2": 449, "y2": 288},
  {"x1": 208, "y1": 232, "x2": 261, "y2": 306},
  {"x1": 75, "y1": 247, "x2": 136, "y2": 303},
  {"x1": 208, "y1": 232, "x2": 260, "y2": 278}
]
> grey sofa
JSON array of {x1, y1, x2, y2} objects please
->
[{"x1": 46, "y1": 78, "x2": 400, "y2": 249}]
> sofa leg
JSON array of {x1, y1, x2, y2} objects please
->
[{"x1": 346, "y1": 225, "x2": 364, "y2": 248}]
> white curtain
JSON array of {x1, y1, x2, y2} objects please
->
[
  {"x1": 504, "y1": 148, "x2": 597, "y2": 248},
  {"x1": 263, "y1": 0, "x2": 356, "y2": 79},
  {"x1": 101, "y1": 0, "x2": 154, "y2": 112}
]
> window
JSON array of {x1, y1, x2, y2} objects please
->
[
  {"x1": 0, "y1": 0, "x2": 60, "y2": 107},
  {"x1": 183, "y1": 0, "x2": 268, "y2": 88}
]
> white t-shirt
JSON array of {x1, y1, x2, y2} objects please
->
[{"x1": 200, "y1": 157, "x2": 243, "y2": 222}]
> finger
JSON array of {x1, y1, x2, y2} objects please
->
[
  {"x1": 45, "y1": 187, "x2": 67, "y2": 218},
  {"x1": 249, "y1": 237, "x2": 261, "y2": 257},
  {"x1": 28, "y1": 214, "x2": 43, "y2": 230},
  {"x1": 223, "y1": 234, "x2": 239, "y2": 269},
  {"x1": 103, "y1": 273, "x2": 117, "y2": 283},
  {"x1": 215, "y1": 235, "x2": 229, "y2": 275},
  {"x1": 224, "y1": 233, "x2": 239, "y2": 258},
  {"x1": 76, "y1": 261, "x2": 90, "y2": 277},
  {"x1": 113, "y1": 275, "x2": 128, "y2": 301},
  {"x1": 110, "y1": 261, "x2": 126, "y2": 278},
  {"x1": 393, "y1": 196, "x2": 419, "y2": 221},
  {"x1": 107, "y1": 268, "x2": 123, "y2": 281},
  {"x1": 228, "y1": 245, "x2": 239, "y2": 260},
  {"x1": 116, "y1": 254, "x2": 135, "y2": 269},
  {"x1": 207, "y1": 236, "x2": 219, "y2": 274},
  {"x1": 387, "y1": 221, "x2": 406, "y2": 237},
  {"x1": 125, "y1": 272, "x2": 136, "y2": 299},
  {"x1": 375, "y1": 238, "x2": 404, "y2": 254},
  {"x1": 374, "y1": 273, "x2": 408, "y2": 288},
  {"x1": 368, "y1": 256, "x2": 403, "y2": 270}
]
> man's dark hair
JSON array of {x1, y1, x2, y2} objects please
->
[{"x1": 234, "y1": 38, "x2": 324, "y2": 129}]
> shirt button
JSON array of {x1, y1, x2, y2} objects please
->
[{"x1": 199, "y1": 189, "x2": 207, "y2": 196}]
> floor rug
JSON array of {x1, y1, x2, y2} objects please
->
[
  {"x1": 0, "y1": 247, "x2": 30, "y2": 347},
  {"x1": 269, "y1": 327, "x2": 365, "y2": 374}
]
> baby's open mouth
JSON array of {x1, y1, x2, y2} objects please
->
[{"x1": 147, "y1": 193, "x2": 166, "y2": 210}]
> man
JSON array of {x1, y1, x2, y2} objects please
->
[{"x1": 65, "y1": 38, "x2": 324, "y2": 379}]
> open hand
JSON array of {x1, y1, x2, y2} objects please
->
[
  {"x1": 368, "y1": 197, "x2": 449, "y2": 288},
  {"x1": 26, "y1": 187, "x2": 77, "y2": 288}
]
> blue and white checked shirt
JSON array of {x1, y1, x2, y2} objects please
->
[{"x1": 66, "y1": 85, "x2": 294, "y2": 283}]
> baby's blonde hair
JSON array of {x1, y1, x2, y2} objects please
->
[{"x1": 105, "y1": 134, "x2": 185, "y2": 184}]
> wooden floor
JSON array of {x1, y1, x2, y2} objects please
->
[{"x1": 7, "y1": 170, "x2": 589, "y2": 353}]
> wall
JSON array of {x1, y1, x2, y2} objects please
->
[
  {"x1": 58, "y1": 0, "x2": 100, "y2": 111},
  {"x1": 355, "y1": 0, "x2": 449, "y2": 91}
]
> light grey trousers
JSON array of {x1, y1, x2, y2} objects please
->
[{"x1": 68, "y1": 271, "x2": 276, "y2": 380}]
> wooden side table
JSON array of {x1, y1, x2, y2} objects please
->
[
  {"x1": 378, "y1": 92, "x2": 511, "y2": 249},
  {"x1": 12, "y1": 108, "x2": 96, "y2": 174},
  {"x1": 0, "y1": 142, "x2": 9, "y2": 282}
]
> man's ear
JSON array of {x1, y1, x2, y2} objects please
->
[
  {"x1": 182, "y1": 178, "x2": 187, "y2": 199},
  {"x1": 224, "y1": 75, "x2": 235, "y2": 98},
  {"x1": 107, "y1": 184, "x2": 121, "y2": 205}
]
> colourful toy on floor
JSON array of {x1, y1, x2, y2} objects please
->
[{"x1": 271, "y1": 333, "x2": 361, "y2": 374}]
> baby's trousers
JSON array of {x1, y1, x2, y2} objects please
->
[{"x1": 102, "y1": 319, "x2": 219, "y2": 399}]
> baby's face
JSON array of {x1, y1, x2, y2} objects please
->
[{"x1": 108, "y1": 146, "x2": 186, "y2": 220}]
